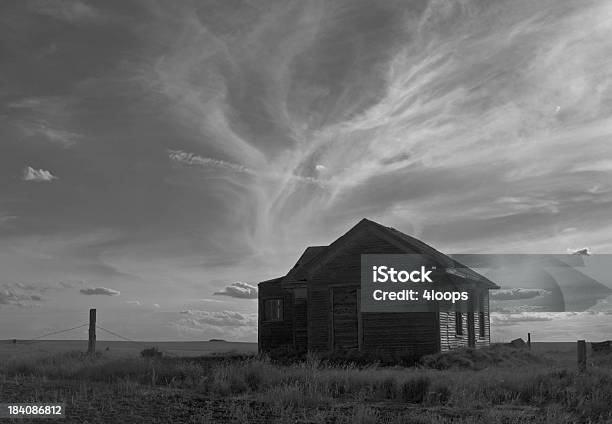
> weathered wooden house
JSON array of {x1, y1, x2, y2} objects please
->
[{"x1": 258, "y1": 219, "x2": 499, "y2": 356}]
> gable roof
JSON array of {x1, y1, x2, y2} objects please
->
[
  {"x1": 285, "y1": 246, "x2": 328, "y2": 280},
  {"x1": 292, "y1": 218, "x2": 499, "y2": 289}
]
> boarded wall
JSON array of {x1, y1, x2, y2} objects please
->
[
  {"x1": 439, "y1": 290, "x2": 490, "y2": 351},
  {"x1": 307, "y1": 228, "x2": 406, "y2": 351},
  {"x1": 258, "y1": 282, "x2": 293, "y2": 352},
  {"x1": 293, "y1": 288, "x2": 308, "y2": 352},
  {"x1": 361, "y1": 312, "x2": 439, "y2": 356}
]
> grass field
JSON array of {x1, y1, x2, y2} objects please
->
[
  {"x1": 0, "y1": 339, "x2": 258, "y2": 360},
  {"x1": 1, "y1": 342, "x2": 611, "y2": 423}
]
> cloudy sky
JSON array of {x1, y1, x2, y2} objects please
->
[{"x1": 1, "y1": 0, "x2": 612, "y2": 342}]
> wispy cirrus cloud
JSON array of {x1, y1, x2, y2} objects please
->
[
  {"x1": 20, "y1": 123, "x2": 80, "y2": 148},
  {"x1": 168, "y1": 149, "x2": 252, "y2": 174},
  {"x1": 8, "y1": 97, "x2": 80, "y2": 148},
  {"x1": 27, "y1": 0, "x2": 106, "y2": 24},
  {"x1": 491, "y1": 288, "x2": 549, "y2": 301},
  {"x1": 149, "y1": 0, "x2": 612, "y2": 261},
  {"x1": 79, "y1": 287, "x2": 120, "y2": 296}
]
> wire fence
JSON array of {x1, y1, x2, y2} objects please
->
[
  {"x1": 95, "y1": 325, "x2": 178, "y2": 357},
  {"x1": 4, "y1": 322, "x2": 179, "y2": 357},
  {"x1": 30, "y1": 323, "x2": 89, "y2": 340}
]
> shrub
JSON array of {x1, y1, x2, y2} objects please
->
[
  {"x1": 229, "y1": 377, "x2": 248, "y2": 394},
  {"x1": 374, "y1": 377, "x2": 397, "y2": 400},
  {"x1": 140, "y1": 347, "x2": 163, "y2": 358},
  {"x1": 420, "y1": 345, "x2": 541, "y2": 370},
  {"x1": 263, "y1": 382, "x2": 330, "y2": 410},
  {"x1": 351, "y1": 405, "x2": 380, "y2": 424},
  {"x1": 264, "y1": 346, "x2": 304, "y2": 364},
  {"x1": 245, "y1": 368, "x2": 263, "y2": 391},
  {"x1": 428, "y1": 383, "x2": 451, "y2": 404},
  {"x1": 400, "y1": 376, "x2": 430, "y2": 403}
]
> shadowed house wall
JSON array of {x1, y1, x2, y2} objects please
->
[{"x1": 258, "y1": 219, "x2": 499, "y2": 357}]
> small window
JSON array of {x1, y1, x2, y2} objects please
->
[
  {"x1": 479, "y1": 312, "x2": 486, "y2": 338},
  {"x1": 294, "y1": 288, "x2": 307, "y2": 300},
  {"x1": 264, "y1": 299, "x2": 283, "y2": 321},
  {"x1": 455, "y1": 312, "x2": 463, "y2": 335}
]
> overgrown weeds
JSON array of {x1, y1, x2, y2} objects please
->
[{"x1": 2, "y1": 345, "x2": 612, "y2": 422}]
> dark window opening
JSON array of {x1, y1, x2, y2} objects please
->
[
  {"x1": 479, "y1": 312, "x2": 486, "y2": 338},
  {"x1": 294, "y1": 288, "x2": 307, "y2": 300},
  {"x1": 263, "y1": 299, "x2": 283, "y2": 321},
  {"x1": 455, "y1": 312, "x2": 463, "y2": 335}
]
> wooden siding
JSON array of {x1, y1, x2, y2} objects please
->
[
  {"x1": 362, "y1": 312, "x2": 439, "y2": 356},
  {"x1": 479, "y1": 290, "x2": 491, "y2": 347},
  {"x1": 293, "y1": 290, "x2": 308, "y2": 353},
  {"x1": 331, "y1": 287, "x2": 359, "y2": 350},
  {"x1": 258, "y1": 282, "x2": 293, "y2": 352},
  {"x1": 307, "y1": 228, "x2": 411, "y2": 352},
  {"x1": 439, "y1": 290, "x2": 490, "y2": 351},
  {"x1": 308, "y1": 287, "x2": 330, "y2": 351}
]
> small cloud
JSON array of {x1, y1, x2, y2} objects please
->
[
  {"x1": 491, "y1": 313, "x2": 554, "y2": 326},
  {"x1": 0, "y1": 288, "x2": 41, "y2": 308},
  {"x1": 490, "y1": 288, "x2": 548, "y2": 301},
  {"x1": 172, "y1": 309, "x2": 257, "y2": 341},
  {"x1": 567, "y1": 247, "x2": 591, "y2": 256},
  {"x1": 4, "y1": 281, "x2": 76, "y2": 300},
  {"x1": 214, "y1": 282, "x2": 258, "y2": 299},
  {"x1": 177, "y1": 310, "x2": 255, "y2": 327},
  {"x1": 0, "y1": 215, "x2": 18, "y2": 223},
  {"x1": 587, "y1": 185, "x2": 604, "y2": 194},
  {"x1": 15, "y1": 283, "x2": 42, "y2": 291},
  {"x1": 23, "y1": 166, "x2": 57, "y2": 182},
  {"x1": 79, "y1": 287, "x2": 120, "y2": 296},
  {"x1": 571, "y1": 160, "x2": 612, "y2": 173}
]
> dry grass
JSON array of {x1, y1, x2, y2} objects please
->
[{"x1": 1, "y1": 346, "x2": 612, "y2": 423}]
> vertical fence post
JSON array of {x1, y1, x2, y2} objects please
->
[
  {"x1": 88, "y1": 309, "x2": 96, "y2": 356},
  {"x1": 577, "y1": 340, "x2": 586, "y2": 372},
  {"x1": 527, "y1": 333, "x2": 531, "y2": 350}
]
